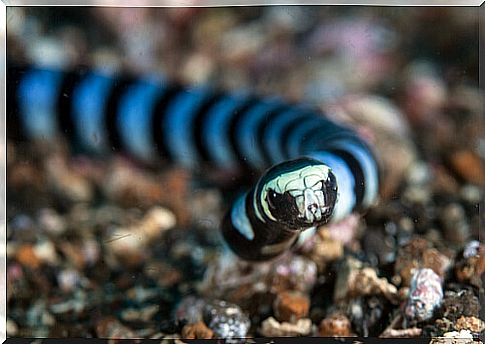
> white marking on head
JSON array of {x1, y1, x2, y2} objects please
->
[{"x1": 303, "y1": 188, "x2": 322, "y2": 223}]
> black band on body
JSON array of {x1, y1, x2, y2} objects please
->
[
  {"x1": 299, "y1": 120, "x2": 360, "y2": 154},
  {"x1": 6, "y1": 65, "x2": 26, "y2": 141},
  {"x1": 104, "y1": 76, "x2": 135, "y2": 153},
  {"x1": 151, "y1": 84, "x2": 183, "y2": 162},
  {"x1": 193, "y1": 92, "x2": 224, "y2": 163},
  {"x1": 255, "y1": 104, "x2": 290, "y2": 165},
  {"x1": 57, "y1": 69, "x2": 86, "y2": 141},
  {"x1": 228, "y1": 97, "x2": 260, "y2": 170},
  {"x1": 280, "y1": 114, "x2": 315, "y2": 159},
  {"x1": 222, "y1": 189, "x2": 298, "y2": 261}
]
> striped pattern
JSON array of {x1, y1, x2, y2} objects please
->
[{"x1": 8, "y1": 64, "x2": 379, "y2": 261}]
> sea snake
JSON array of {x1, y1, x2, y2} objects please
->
[{"x1": 7, "y1": 64, "x2": 380, "y2": 261}]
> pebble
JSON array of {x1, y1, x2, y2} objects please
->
[
  {"x1": 362, "y1": 227, "x2": 396, "y2": 266},
  {"x1": 181, "y1": 321, "x2": 214, "y2": 339},
  {"x1": 121, "y1": 305, "x2": 160, "y2": 323},
  {"x1": 220, "y1": 22, "x2": 265, "y2": 70},
  {"x1": 334, "y1": 257, "x2": 398, "y2": 303},
  {"x1": 272, "y1": 255, "x2": 318, "y2": 294},
  {"x1": 33, "y1": 240, "x2": 59, "y2": 266},
  {"x1": 422, "y1": 248, "x2": 452, "y2": 282},
  {"x1": 49, "y1": 290, "x2": 87, "y2": 315},
  {"x1": 81, "y1": 238, "x2": 101, "y2": 267},
  {"x1": 454, "y1": 316, "x2": 484, "y2": 333},
  {"x1": 202, "y1": 252, "x2": 317, "y2": 305},
  {"x1": 440, "y1": 203, "x2": 470, "y2": 245},
  {"x1": 203, "y1": 300, "x2": 251, "y2": 339},
  {"x1": 137, "y1": 206, "x2": 177, "y2": 240},
  {"x1": 8, "y1": 160, "x2": 45, "y2": 191},
  {"x1": 59, "y1": 242, "x2": 89, "y2": 270},
  {"x1": 26, "y1": 300, "x2": 56, "y2": 328},
  {"x1": 189, "y1": 189, "x2": 223, "y2": 230},
  {"x1": 455, "y1": 241, "x2": 485, "y2": 288},
  {"x1": 125, "y1": 286, "x2": 160, "y2": 304},
  {"x1": 303, "y1": 228, "x2": 343, "y2": 271},
  {"x1": 15, "y1": 244, "x2": 41, "y2": 269},
  {"x1": 431, "y1": 165, "x2": 460, "y2": 196},
  {"x1": 326, "y1": 213, "x2": 361, "y2": 246},
  {"x1": 198, "y1": 251, "x2": 273, "y2": 304},
  {"x1": 380, "y1": 327, "x2": 422, "y2": 338},
  {"x1": 57, "y1": 268, "x2": 82, "y2": 293},
  {"x1": 174, "y1": 296, "x2": 206, "y2": 324},
  {"x1": 95, "y1": 316, "x2": 137, "y2": 339},
  {"x1": 38, "y1": 208, "x2": 66, "y2": 236},
  {"x1": 6, "y1": 318, "x2": 19, "y2": 336},
  {"x1": 102, "y1": 160, "x2": 190, "y2": 224},
  {"x1": 318, "y1": 313, "x2": 354, "y2": 337},
  {"x1": 104, "y1": 206, "x2": 175, "y2": 268},
  {"x1": 404, "y1": 268, "x2": 443, "y2": 322},
  {"x1": 462, "y1": 240, "x2": 481, "y2": 259},
  {"x1": 459, "y1": 185, "x2": 482, "y2": 204},
  {"x1": 45, "y1": 155, "x2": 94, "y2": 202},
  {"x1": 449, "y1": 150, "x2": 484, "y2": 186},
  {"x1": 348, "y1": 296, "x2": 391, "y2": 337},
  {"x1": 429, "y1": 330, "x2": 474, "y2": 344},
  {"x1": 259, "y1": 316, "x2": 312, "y2": 337},
  {"x1": 181, "y1": 52, "x2": 215, "y2": 85},
  {"x1": 145, "y1": 262, "x2": 183, "y2": 288},
  {"x1": 395, "y1": 237, "x2": 451, "y2": 287},
  {"x1": 273, "y1": 291, "x2": 310, "y2": 323},
  {"x1": 441, "y1": 290, "x2": 480, "y2": 321},
  {"x1": 336, "y1": 94, "x2": 412, "y2": 139}
]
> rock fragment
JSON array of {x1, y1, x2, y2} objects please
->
[
  {"x1": 273, "y1": 291, "x2": 310, "y2": 323},
  {"x1": 259, "y1": 317, "x2": 312, "y2": 337},
  {"x1": 203, "y1": 300, "x2": 251, "y2": 339},
  {"x1": 181, "y1": 321, "x2": 214, "y2": 339},
  {"x1": 404, "y1": 268, "x2": 443, "y2": 322},
  {"x1": 318, "y1": 313, "x2": 354, "y2": 337}
]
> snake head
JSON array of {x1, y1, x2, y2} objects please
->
[{"x1": 258, "y1": 158, "x2": 338, "y2": 229}]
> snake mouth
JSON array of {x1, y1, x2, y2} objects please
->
[
  {"x1": 293, "y1": 187, "x2": 333, "y2": 224},
  {"x1": 299, "y1": 205, "x2": 333, "y2": 225}
]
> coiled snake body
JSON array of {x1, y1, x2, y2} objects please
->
[{"x1": 8, "y1": 65, "x2": 379, "y2": 261}]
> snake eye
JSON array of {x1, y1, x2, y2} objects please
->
[{"x1": 267, "y1": 189, "x2": 283, "y2": 209}]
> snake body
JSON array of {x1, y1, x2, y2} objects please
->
[{"x1": 8, "y1": 65, "x2": 379, "y2": 261}]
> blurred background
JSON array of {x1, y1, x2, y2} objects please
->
[{"x1": 5, "y1": 6, "x2": 483, "y2": 339}]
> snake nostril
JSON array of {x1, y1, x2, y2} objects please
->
[{"x1": 308, "y1": 203, "x2": 318, "y2": 213}]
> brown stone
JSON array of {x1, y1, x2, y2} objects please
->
[
  {"x1": 273, "y1": 291, "x2": 310, "y2": 323},
  {"x1": 16, "y1": 244, "x2": 40, "y2": 269},
  {"x1": 318, "y1": 313, "x2": 353, "y2": 337},
  {"x1": 455, "y1": 244, "x2": 485, "y2": 288},
  {"x1": 95, "y1": 316, "x2": 136, "y2": 339},
  {"x1": 449, "y1": 150, "x2": 484, "y2": 186},
  {"x1": 395, "y1": 237, "x2": 450, "y2": 287},
  {"x1": 422, "y1": 248, "x2": 451, "y2": 280},
  {"x1": 181, "y1": 321, "x2": 214, "y2": 339},
  {"x1": 454, "y1": 316, "x2": 485, "y2": 333}
]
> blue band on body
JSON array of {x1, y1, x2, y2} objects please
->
[
  {"x1": 202, "y1": 94, "x2": 248, "y2": 168},
  {"x1": 17, "y1": 68, "x2": 63, "y2": 140},
  {"x1": 117, "y1": 79, "x2": 164, "y2": 162},
  {"x1": 164, "y1": 87, "x2": 211, "y2": 168},
  {"x1": 71, "y1": 72, "x2": 114, "y2": 153}
]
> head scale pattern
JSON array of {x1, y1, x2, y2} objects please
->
[{"x1": 257, "y1": 158, "x2": 338, "y2": 229}]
